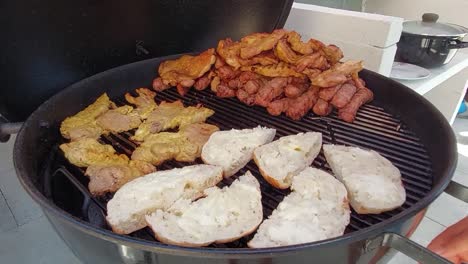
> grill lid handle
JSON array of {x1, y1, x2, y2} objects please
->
[
  {"x1": 0, "y1": 120, "x2": 23, "y2": 143},
  {"x1": 366, "y1": 233, "x2": 452, "y2": 264}
]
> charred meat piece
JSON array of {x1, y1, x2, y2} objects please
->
[
  {"x1": 331, "y1": 83, "x2": 357, "y2": 108},
  {"x1": 255, "y1": 77, "x2": 288, "y2": 107},
  {"x1": 285, "y1": 86, "x2": 320, "y2": 120},
  {"x1": 338, "y1": 86, "x2": 373, "y2": 122},
  {"x1": 216, "y1": 84, "x2": 237, "y2": 98},
  {"x1": 239, "y1": 29, "x2": 287, "y2": 59},
  {"x1": 216, "y1": 38, "x2": 245, "y2": 69},
  {"x1": 308, "y1": 38, "x2": 326, "y2": 51},
  {"x1": 242, "y1": 62, "x2": 304, "y2": 78},
  {"x1": 60, "y1": 138, "x2": 129, "y2": 168},
  {"x1": 86, "y1": 160, "x2": 156, "y2": 196},
  {"x1": 295, "y1": 53, "x2": 328, "y2": 72},
  {"x1": 274, "y1": 39, "x2": 301, "y2": 64},
  {"x1": 60, "y1": 94, "x2": 115, "y2": 140},
  {"x1": 158, "y1": 48, "x2": 216, "y2": 86},
  {"x1": 131, "y1": 123, "x2": 219, "y2": 165},
  {"x1": 194, "y1": 73, "x2": 212, "y2": 90},
  {"x1": 313, "y1": 71, "x2": 348, "y2": 88},
  {"x1": 96, "y1": 106, "x2": 142, "y2": 133},
  {"x1": 323, "y1": 44, "x2": 344, "y2": 65},
  {"x1": 267, "y1": 98, "x2": 290, "y2": 116},
  {"x1": 302, "y1": 68, "x2": 322, "y2": 82},
  {"x1": 286, "y1": 31, "x2": 315, "y2": 55},
  {"x1": 312, "y1": 60, "x2": 363, "y2": 87},
  {"x1": 319, "y1": 84, "x2": 343, "y2": 101},
  {"x1": 313, "y1": 98, "x2": 333, "y2": 116},
  {"x1": 242, "y1": 51, "x2": 279, "y2": 66},
  {"x1": 217, "y1": 30, "x2": 286, "y2": 68}
]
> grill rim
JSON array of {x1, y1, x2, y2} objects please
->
[{"x1": 13, "y1": 55, "x2": 458, "y2": 258}]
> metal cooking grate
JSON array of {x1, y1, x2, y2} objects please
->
[{"x1": 46, "y1": 87, "x2": 433, "y2": 248}]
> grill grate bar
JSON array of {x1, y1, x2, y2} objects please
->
[
  {"x1": 329, "y1": 117, "x2": 425, "y2": 147},
  {"x1": 350, "y1": 110, "x2": 415, "y2": 138},
  {"x1": 47, "y1": 87, "x2": 434, "y2": 248},
  {"x1": 330, "y1": 121, "x2": 428, "y2": 157}
]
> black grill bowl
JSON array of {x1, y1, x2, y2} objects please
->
[{"x1": 13, "y1": 55, "x2": 457, "y2": 264}]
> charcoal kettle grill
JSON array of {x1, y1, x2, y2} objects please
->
[{"x1": 1, "y1": 1, "x2": 467, "y2": 263}]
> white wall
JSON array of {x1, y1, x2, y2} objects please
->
[{"x1": 363, "y1": 0, "x2": 468, "y2": 41}]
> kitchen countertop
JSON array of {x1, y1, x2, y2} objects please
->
[{"x1": 395, "y1": 51, "x2": 468, "y2": 95}]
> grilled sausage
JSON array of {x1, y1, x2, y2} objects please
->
[
  {"x1": 286, "y1": 87, "x2": 320, "y2": 120},
  {"x1": 216, "y1": 84, "x2": 236, "y2": 98},
  {"x1": 338, "y1": 86, "x2": 373, "y2": 122},
  {"x1": 176, "y1": 84, "x2": 190, "y2": 96},
  {"x1": 313, "y1": 98, "x2": 333, "y2": 116},
  {"x1": 319, "y1": 84, "x2": 342, "y2": 101},
  {"x1": 284, "y1": 84, "x2": 307, "y2": 98},
  {"x1": 331, "y1": 83, "x2": 357, "y2": 108},
  {"x1": 194, "y1": 75, "x2": 211, "y2": 90},
  {"x1": 267, "y1": 98, "x2": 290, "y2": 116},
  {"x1": 236, "y1": 89, "x2": 256, "y2": 106},
  {"x1": 244, "y1": 79, "x2": 262, "y2": 95},
  {"x1": 152, "y1": 77, "x2": 170, "y2": 91},
  {"x1": 255, "y1": 77, "x2": 288, "y2": 107},
  {"x1": 217, "y1": 65, "x2": 238, "y2": 79}
]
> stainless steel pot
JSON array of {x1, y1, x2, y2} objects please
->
[{"x1": 396, "y1": 13, "x2": 468, "y2": 68}]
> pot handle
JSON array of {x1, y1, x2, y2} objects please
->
[
  {"x1": 422, "y1": 13, "x2": 439, "y2": 23},
  {"x1": 365, "y1": 233, "x2": 451, "y2": 264},
  {"x1": 448, "y1": 39, "x2": 468, "y2": 49}
]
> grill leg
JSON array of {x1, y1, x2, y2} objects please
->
[
  {"x1": 365, "y1": 233, "x2": 452, "y2": 264},
  {"x1": 445, "y1": 180, "x2": 468, "y2": 203}
]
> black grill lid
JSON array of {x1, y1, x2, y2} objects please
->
[{"x1": 0, "y1": 0, "x2": 293, "y2": 121}]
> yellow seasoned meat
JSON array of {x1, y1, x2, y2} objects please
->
[
  {"x1": 60, "y1": 94, "x2": 115, "y2": 140},
  {"x1": 131, "y1": 101, "x2": 215, "y2": 141},
  {"x1": 124, "y1": 88, "x2": 157, "y2": 119},
  {"x1": 131, "y1": 123, "x2": 219, "y2": 165},
  {"x1": 59, "y1": 138, "x2": 129, "y2": 167},
  {"x1": 85, "y1": 160, "x2": 156, "y2": 196},
  {"x1": 96, "y1": 105, "x2": 141, "y2": 133}
]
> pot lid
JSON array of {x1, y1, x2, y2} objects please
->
[{"x1": 403, "y1": 13, "x2": 468, "y2": 37}]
